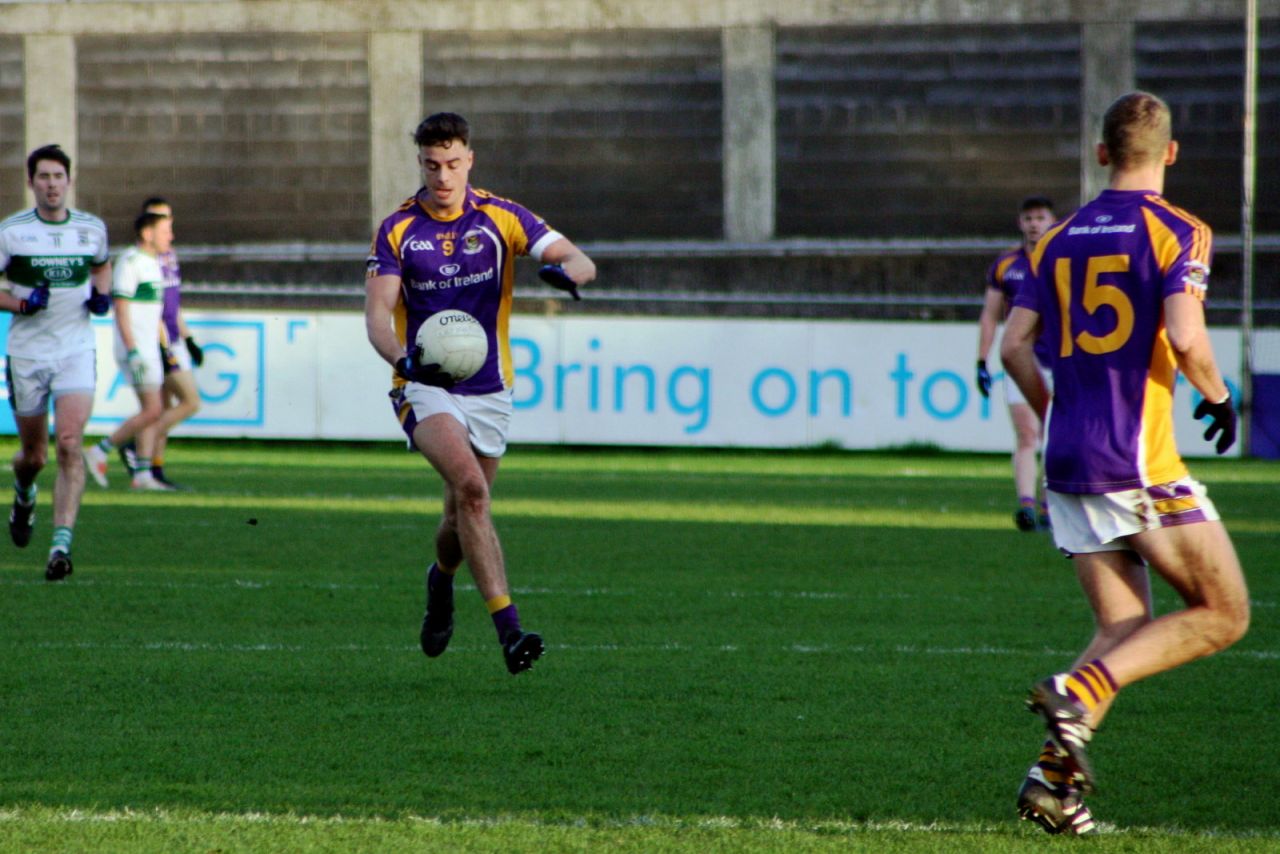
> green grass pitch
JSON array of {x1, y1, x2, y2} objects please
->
[{"x1": 0, "y1": 442, "x2": 1277, "y2": 852}]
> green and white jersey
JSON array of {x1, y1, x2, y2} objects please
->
[
  {"x1": 0, "y1": 207, "x2": 110, "y2": 359},
  {"x1": 112, "y1": 245, "x2": 166, "y2": 356}
]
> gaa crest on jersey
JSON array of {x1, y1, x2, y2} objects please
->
[
  {"x1": 1182, "y1": 261, "x2": 1209, "y2": 293},
  {"x1": 78, "y1": 230, "x2": 90, "y2": 246},
  {"x1": 463, "y1": 230, "x2": 484, "y2": 255},
  {"x1": 365, "y1": 257, "x2": 380, "y2": 279}
]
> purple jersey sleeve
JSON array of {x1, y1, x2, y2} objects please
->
[{"x1": 366, "y1": 204, "x2": 416, "y2": 280}]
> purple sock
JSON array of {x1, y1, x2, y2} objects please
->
[
  {"x1": 427, "y1": 564, "x2": 453, "y2": 596},
  {"x1": 492, "y1": 603, "x2": 521, "y2": 642}
]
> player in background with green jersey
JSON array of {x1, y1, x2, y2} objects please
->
[{"x1": 0, "y1": 145, "x2": 112, "y2": 580}]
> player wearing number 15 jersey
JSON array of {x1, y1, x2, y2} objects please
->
[{"x1": 1001, "y1": 92, "x2": 1248, "y2": 835}]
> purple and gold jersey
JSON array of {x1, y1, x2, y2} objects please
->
[
  {"x1": 368, "y1": 186, "x2": 562, "y2": 396},
  {"x1": 1015, "y1": 189, "x2": 1212, "y2": 493},
  {"x1": 158, "y1": 249, "x2": 182, "y2": 344},
  {"x1": 987, "y1": 246, "x2": 1050, "y2": 365}
]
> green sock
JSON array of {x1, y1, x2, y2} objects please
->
[{"x1": 50, "y1": 526, "x2": 73, "y2": 556}]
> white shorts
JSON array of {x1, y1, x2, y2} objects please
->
[
  {"x1": 113, "y1": 342, "x2": 164, "y2": 390},
  {"x1": 1048, "y1": 477, "x2": 1220, "y2": 555},
  {"x1": 5, "y1": 351, "x2": 97, "y2": 416},
  {"x1": 165, "y1": 340, "x2": 193, "y2": 374},
  {"x1": 1003, "y1": 361, "x2": 1051, "y2": 407},
  {"x1": 393, "y1": 384, "x2": 514, "y2": 458}
]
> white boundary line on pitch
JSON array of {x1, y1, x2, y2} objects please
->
[
  {"x1": 14, "y1": 638, "x2": 1279, "y2": 661},
  {"x1": 0, "y1": 806, "x2": 1277, "y2": 840}
]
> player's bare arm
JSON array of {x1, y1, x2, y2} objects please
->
[
  {"x1": 1165, "y1": 292, "x2": 1230, "y2": 403},
  {"x1": 976, "y1": 287, "x2": 1005, "y2": 362},
  {"x1": 112, "y1": 297, "x2": 136, "y2": 352},
  {"x1": 541, "y1": 238, "x2": 596, "y2": 286},
  {"x1": 1000, "y1": 306, "x2": 1048, "y2": 418},
  {"x1": 0, "y1": 287, "x2": 25, "y2": 314},
  {"x1": 364, "y1": 273, "x2": 405, "y2": 366},
  {"x1": 91, "y1": 261, "x2": 112, "y2": 297}
]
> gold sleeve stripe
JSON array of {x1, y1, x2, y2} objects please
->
[
  {"x1": 1142, "y1": 208, "x2": 1183, "y2": 275},
  {"x1": 994, "y1": 254, "x2": 1016, "y2": 284},
  {"x1": 478, "y1": 204, "x2": 530, "y2": 256},
  {"x1": 387, "y1": 217, "x2": 414, "y2": 264},
  {"x1": 1147, "y1": 196, "x2": 1212, "y2": 265}
]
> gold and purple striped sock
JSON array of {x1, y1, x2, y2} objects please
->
[
  {"x1": 1062, "y1": 659, "x2": 1118, "y2": 713},
  {"x1": 1035, "y1": 740, "x2": 1069, "y2": 786}
]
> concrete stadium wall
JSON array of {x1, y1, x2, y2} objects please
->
[
  {"x1": 3, "y1": 0, "x2": 1277, "y2": 246},
  {"x1": 0, "y1": 35, "x2": 23, "y2": 219},
  {"x1": 1, "y1": 0, "x2": 1278, "y2": 334}
]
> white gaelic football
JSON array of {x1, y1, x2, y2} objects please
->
[{"x1": 415, "y1": 309, "x2": 489, "y2": 381}]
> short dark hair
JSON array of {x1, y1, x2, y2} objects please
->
[
  {"x1": 140, "y1": 196, "x2": 170, "y2": 213},
  {"x1": 1102, "y1": 91, "x2": 1171, "y2": 169},
  {"x1": 134, "y1": 211, "x2": 168, "y2": 238},
  {"x1": 413, "y1": 112, "x2": 470, "y2": 149},
  {"x1": 27, "y1": 144, "x2": 71, "y2": 180},
  {"x1": 1020, "y1": 195, "x2": 1054, "y2": 213}
]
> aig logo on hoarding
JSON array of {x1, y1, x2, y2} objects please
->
[{"x1": 92, "y1": 320, "x2": 266, "y2": 427}]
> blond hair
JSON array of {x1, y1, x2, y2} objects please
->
[{"x1": 1102, "y1": 91, "x2": 1172, "y2": 169}]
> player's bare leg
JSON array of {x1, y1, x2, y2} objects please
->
[
  {"x1": 1100, "y1": 523, "x2": 1249, "y2": 686},
  {"x1": 415, "y1": 414, "x2": 507, "y2": 597},
  {"x1": 10, "y1": 412, "x2": 50, "y2": 551},
  {"x1": 42, "y1": 393, "x2": 93, "y2": 580},
  {"x1": 417, "y1": 461, "x2": 481, "y2": 658},
  {"x1": 136, "y1": 370, "x2": 201, "y2": 489},
  {"x1": 1027, "y1": 523, "x2": 1248, "y2": 798},
  {"x1": 414, "y1": 413, "x2": 543, "y2": 672},
  {"x1": 1018, "y1": 547, "x2": 1151, "y2": 832},
  {"x1": 1009, "y1": 402, "x2": 1042, "y2": 530}
]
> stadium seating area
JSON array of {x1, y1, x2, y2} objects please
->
[{"x1": 0, "y1": 17, "x2": 1275, "y2": 322}]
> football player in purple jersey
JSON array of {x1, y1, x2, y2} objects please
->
[
  {"x1": 365, "y1": 112, "x2": 596, "y2": 675},
  {"x1": 1002, "y1": 92, "x2": 1249, "y2": 834},
  {"x1": 976, "y1": 196, "x2": 1056, "y2": 532}
]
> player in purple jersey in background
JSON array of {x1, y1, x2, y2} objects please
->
[
  {"x1": 976, "y1": 196, "x2": 1056, "y2": 532},
  {"x1": 1002, "y1": 92, "x2": 1248, "y2": 835},
  {"x1": 365, "y1": 112, "x2": 596, "y2": 675}
]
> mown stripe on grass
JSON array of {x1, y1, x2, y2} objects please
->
[
  {"x1": 2, "y1": 804, "x2": 1278, "y2": 842},
  {"x1": 15, "y1": 638, "x2": 1279, "y2": 663},
  {"x1": 75, "y1": 492, "x2": 1280, "y2": 533}
]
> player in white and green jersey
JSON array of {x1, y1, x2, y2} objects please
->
[
  {"x1": 83, "y1": 212, "x2": 173, "y2": 492},
  {"x1": 0, "y1": 144, "x2": 113, "y2": 581}
]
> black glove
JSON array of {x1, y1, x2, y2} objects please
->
[
  {"x1": 395, "y1": 346, "x2": 455, "y2": 388},
  {"x1": 19, "y1": 285, "x2": 50, "y2": 315},
  {"x1": 976, "y1": 359, "x2": 992, "y2": 398},
  {"x1": 185, "y1": 336, "x2": 204, "y2": 367},
  {"x1": 85, "y1": 289, "x2": 111, "y2": 316},
  {"x1": 537, "y1": 264, "x2": 582, "y2": 301},
  {"x1": 1193, "y1": 393, "x2": 1237, "y2": 455}
]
